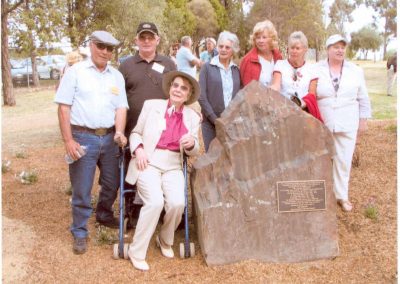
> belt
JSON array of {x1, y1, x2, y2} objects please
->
[{"x1": 71, "y1": 125, "x2": 115, "y2": 136}]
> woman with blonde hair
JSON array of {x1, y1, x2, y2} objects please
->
[{"x1": 240, "y1": 19, "x2": 282, "y2": 87}]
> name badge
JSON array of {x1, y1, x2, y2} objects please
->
[
  {"x1": 158, "y1": 118, "x2": 166, "y2": 131},
  {"x1": 152, "y1": 63, "x2": 165, "y2": 73},
  {"x1": 110, "y1": 86, "x2": 119, "y2": 95}
]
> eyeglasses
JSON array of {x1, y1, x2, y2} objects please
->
[
  {"x1": 94, "y1": 42, "x2": 114, "y2": 52},
  {"x1": 171, "y1": 82, "x2": 190, "y2": 92}
]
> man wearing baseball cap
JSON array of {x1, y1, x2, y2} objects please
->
[
  {"x1": 119, "y1": 22, "x2": 176, "y2": 227},
  {"x1": 55, "y1": 30, "x2": 129, "y2": 254}
]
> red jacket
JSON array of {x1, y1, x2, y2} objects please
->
[{"x1": 240, "y1": 47, "x2": 283, "y2": 86}]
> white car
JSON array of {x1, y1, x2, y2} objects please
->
[{"x1": 21, "y1": 55, "x2": 66, "y2": 80}]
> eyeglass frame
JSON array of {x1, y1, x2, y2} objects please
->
[{"x1": 93, "y1": 41, "x2": 115, "y2": 52}]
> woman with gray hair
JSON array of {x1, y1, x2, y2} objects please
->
[
  {"x1": 198, "y1": 31, "x2": 241, "y2": 151},
  {"x1": 270, "y1": 31, "x2": 322, "y2": 121}
]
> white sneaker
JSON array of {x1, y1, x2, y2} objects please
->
[
  {"x1": 128, "y1": 250, "x2": 149, "y2": 271},
  {"x1": 338, "y1": 200, "x2": 353, "y2": 212},
  {"x1": 156, "y1": 235, "x2": 174, "y2": 258}
]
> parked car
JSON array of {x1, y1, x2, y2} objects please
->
[
  {"x1": 17, "y1": 55, "x2": 66, "y2": 80},
  {"x1": 38, "y1": 55, "x2": 66, "y2": 80},
  {"x1": 10, "y1": 59, "x2": 33, "y2": 87}
]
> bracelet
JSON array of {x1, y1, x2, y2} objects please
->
[{"x1": 115, "y1": 131, "x2": 123, "y2": 135}]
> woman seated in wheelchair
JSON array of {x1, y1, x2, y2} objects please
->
[{"x1": 125, "y1": 71, "x2": 201, "y2": 271}]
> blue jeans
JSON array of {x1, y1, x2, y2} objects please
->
[{"x1": 69, "y1": 131, "x2": 120, "y2": 238}]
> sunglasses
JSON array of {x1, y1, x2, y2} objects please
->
[
  {"x1": 94, "y1": 42, "x2": 114, "y2": 52},
  {"x1": 171, "y1": 82, "x2": 190, "y2": 92}
]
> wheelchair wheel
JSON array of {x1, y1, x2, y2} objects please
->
[
  {"x1": 113, "y1": 243, "x2": 119, "y2": 260},
  {"x1": 123, "y1": 243, "x2": 129, "y2": 260}
]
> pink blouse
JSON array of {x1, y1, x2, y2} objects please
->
[{"x1": 156, "y1": 101, "x2": 188, "y2": 151}]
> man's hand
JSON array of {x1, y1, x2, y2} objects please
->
[
  {"x1": 180, "y1": 133, "x2": 195, "y2": 150},
  {"x1": 135, "y1": 147, "x2": 148, "y2": 171},
  {"x1": 114, "y1": 131, "x2": 127, "y2": 147},
  {"x1": 65, "y1": 139, "x2": 82, "y2": 161}
]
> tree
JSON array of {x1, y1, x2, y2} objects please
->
[
  {"x1": 222, "y1": 0, "x2": 247, "y2": 57},
  {"x1": 2, "y1": 0, "x2": 24, "y2": 106},
  {"x1": 91, "y1": 0, "x2": 167, "y2": 62},
  {"x1": 65, "y1": 0, "x2": 96, "y2": 48},
  {"x1": 350, "y1": 26, "x2": 382, "y2": 59},
  {"x1": 327, "y1": 0, "x2": 355, "y2": 35},
  {"x1": 187, "y1": 0, "x2": 219, "y2": 52},
  {"x1": 9, "y1": 0, "x2": 64, "y2": 87},
  {"x1": 163, "y1": 0, "x2": 196, "y2": 53},
  {"x1": 362, "y1": 0, "x2": 396, "y2": 58}
]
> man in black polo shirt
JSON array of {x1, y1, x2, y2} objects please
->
[
  {"x1": 119, "y1": 22, "x2": 176, "y2": 226},
  {"x1": 119, "y1": 22, "x2": 176, "y2": 134}
]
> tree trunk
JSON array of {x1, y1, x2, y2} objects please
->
[
  {"x1": 30, "y1": 53, "x2": 40, "y2": 86},
  {"x1": 1, "y1": 0, "x2": 15, "y2": 106}
]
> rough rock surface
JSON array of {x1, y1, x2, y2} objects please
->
[{"x1": 191, "y1": 81, "x2": 339, "y2": 266}]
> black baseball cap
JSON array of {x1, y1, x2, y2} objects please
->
[{"x1": 137, "y1": 22, "x2": 158, "y2": 36}]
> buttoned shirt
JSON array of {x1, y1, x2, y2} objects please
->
[
  {"x1": 176, "y1": 46, "x2": 197, "y2": 78},
  {"x1": 273, "y1": 60, "x2": 317, "y2": 99},
  {"x1": 258, "y1": 55, "x2": 274, "y2": 86},
  {"x1": 210, "y1": 56, "x2": 236, "y2": 108},
  {"x1": 315, "y1": 59, "x2": 371, "y2": 132},
  {"x1": 55, "y1": 59, "x2": 128, "y2": 129}
]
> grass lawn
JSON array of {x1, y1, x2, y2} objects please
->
[{"x1": 356, "y1": 60, "x2": 397, "y2": 120}]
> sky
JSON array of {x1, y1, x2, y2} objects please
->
[{"x1": 324, "y1": 1, "x2": 397, "y2": 54}]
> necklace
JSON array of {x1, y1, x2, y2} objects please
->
[
  {"x1": 288, "y1": 59, "x2": 305, "y2": 81},
  {"x1": 328, "y1": 60, "x2": 344, "y2": 93}
]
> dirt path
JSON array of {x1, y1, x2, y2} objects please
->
[
  {"x1": 2, "y1": 217, "x2": 37, "y2": 283},
  {"x1": 2, "y1": 94, "x2": 397, "y2": 283}
]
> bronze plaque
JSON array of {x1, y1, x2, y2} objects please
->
[{"x1": 277, "y1": 180, "x2": 326, "y2": 213}]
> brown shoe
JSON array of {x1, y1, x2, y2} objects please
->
[{"x1": 73, "y1": 237, "x2": 87, "y2": 254}]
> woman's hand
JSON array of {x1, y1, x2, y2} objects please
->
[
  {"x1": 134, "y1": 147, "x2": 148, "y2": 171},
  {"x1": 358, "y1": 118, "x2": 368, "y2": 134},
  {"x1": 180, "y1": 133, "x2": 195, "y2": 150}
]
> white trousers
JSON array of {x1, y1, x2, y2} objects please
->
[
  {"x1": 332, "y1": 131, "x2": 358, "y2": 201},
  {"x1": 387, "y1": 69, "x2": 397, "y2": 95},
  {"x1": 129, "y1": 149, "x2": 185, "y2": 260}
]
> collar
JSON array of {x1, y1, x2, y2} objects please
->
[
  {"x1": 86, "y1": 58, "x2": 111, "y2": 73},
  {"x1": 210, "y1": 56, "x2": 236, "y2": 69},
  {"x1": 133, "y1": 52, "x2": 163, "y2": 63},
  {"x1": 323, "y1": 59, "x2": 350, "y2": 68},
  {"x1": 166, "y1": 99, "x2": 184, "y2": 115}
]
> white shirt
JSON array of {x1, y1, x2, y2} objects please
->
[
  {"x1": 176, "y1": 46, "x2": 197, "y2": 78},
  {"x1": 258, "y1": 56, "x2": 274, "y2": 86},
  {"x1": 273, "y1": 60, "x2": 317, "y2": 99},
  {"x1": 210, "y1": 56, "x2": 236, "y2": 107},
  {"x1": 314, "y1": 60, "x2": 371, "y2": 132},
  {"x1": 54, "y1": 59, "x2": 128, "y2": 129}
]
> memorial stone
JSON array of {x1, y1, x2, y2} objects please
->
[{"x1": 191, "y1": 81, "x2": 339, "y2": 265}]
